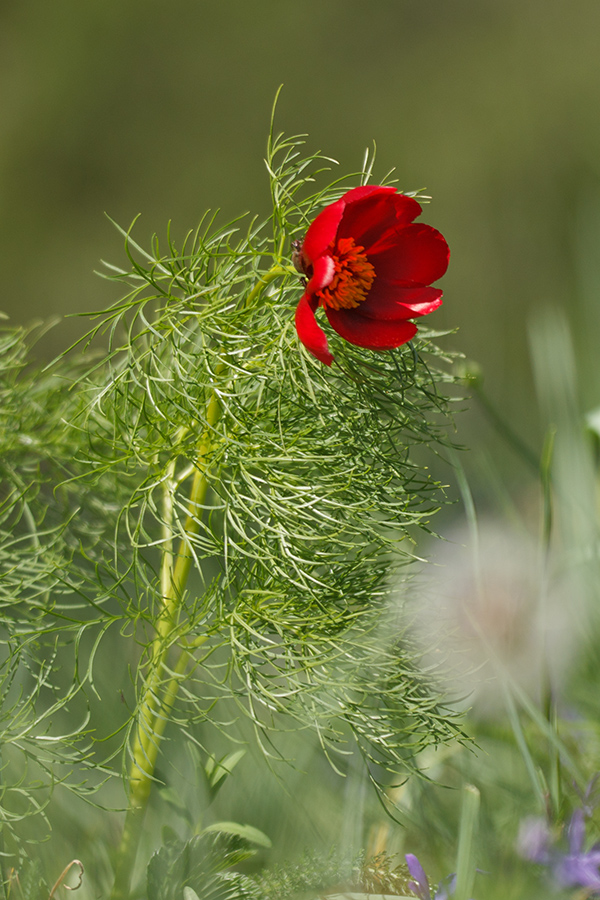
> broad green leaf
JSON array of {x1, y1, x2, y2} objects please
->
[{"x1": 201, "y1": 821, "x2": 272, "y2": 848}]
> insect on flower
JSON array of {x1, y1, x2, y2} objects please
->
[{"x1": 293, "y1": 185, "x2": 450, "y2": 366}]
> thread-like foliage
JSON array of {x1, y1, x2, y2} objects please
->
[{"x1": 0, "y1": 132, "x2": 463, "y2": 869}]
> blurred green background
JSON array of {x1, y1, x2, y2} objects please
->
[{"x1": 3, "y1": 0, "x2": 600, "y2": 478}]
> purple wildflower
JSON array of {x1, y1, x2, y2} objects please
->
[
  {"x1": 518, "y1": 800, "x2": 600, "y2": 895},
  {"x1": 405, "y1": 854, "x2": 458, "y2": 900},
  {"x1": 555, "y1": 809, "x2": 600, "y2": 892},
  {"x1": 406, "y1": 854, "x2": 432, "y2": 900},
  {"x1": 517, "y1": 817, "x2": 552, "y2": 865}
]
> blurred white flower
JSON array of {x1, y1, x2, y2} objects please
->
[{"x1": 413, "y1": 517, "x2": 579, "y2": 716}]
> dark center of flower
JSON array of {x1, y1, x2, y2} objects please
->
[{"x1": 316, "y1": 237, "x2": 376, "y2": 311}]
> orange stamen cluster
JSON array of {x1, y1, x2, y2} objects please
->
[{"x1": 316, "y1": 237, "x2": 376, "y2": 311}]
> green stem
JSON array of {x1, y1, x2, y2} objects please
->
[
  {"x1": 110, "y1": 263, "x2": 292, "y2": 900},
  {"x1": 454, "y1": 784, "x2": 480, "y2": 900},
  {"x1": 110, "y1": 648, "x2": 196, "y2": 899},
  {"x1": 540, "y1": 425, "x2": 560, "y2": 817},
  {"x1": 245, "y1": 264, "x2": 296, "y2": 307},
  {"x1": 110, "y1": 393, "x2": 220, "y2": 900}
]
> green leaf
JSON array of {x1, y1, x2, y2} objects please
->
[
  {"x1": 201, "y1": 822, "x2": 272, "y2": 849},
  {"x1": 182, "y1": 889, "x2": 201, "y2": 900},
  {"x1": 146, "y1": 832, "x2": 261, "y2": 900},
  {"x1": 204, "y1": 750, "x2": 247, "y2": 797}
]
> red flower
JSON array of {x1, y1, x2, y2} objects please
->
[{"x1": 293, "y1": 185, "x2": 449, "y2": 366}]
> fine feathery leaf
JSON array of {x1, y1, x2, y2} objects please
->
[{"x1": 0, "y1": 133, "x2": 463, "y2": 856}]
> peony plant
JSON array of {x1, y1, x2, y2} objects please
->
[{"x1": 0, "y1": 125, "x2": 460, "y2": 899}]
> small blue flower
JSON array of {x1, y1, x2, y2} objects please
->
[{"x1": 405, "y1": 854, "x2": 458, "y2": 900}]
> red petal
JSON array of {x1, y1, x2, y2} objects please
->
[
  {"x1": 301, "y1": 186, "x2": 392, "y2": 262},
  {"x1": 306, "y1": 254, "x2": 335, "y2": 293},
  {"x1": 325, "y1": 307, "x2": 418, "y2": 351},
  {"x1": 338, "y1": 191, "x2": 422, "y2": 250},
  {"x1": 340, "y1": 185, "x2": 396, "y2": 204},
  {"x1": 368, "y1": 224, "x2": 450, "y2": 285},
  {"x1": 295, "y1": 292, "x2": 334, "y2": 366},
  {"x1": 359, "y1": 285, "x2": 443, "y2": 320},
  {"x1": 302, "y1": 198, "x2": 346, "y2": 263}
]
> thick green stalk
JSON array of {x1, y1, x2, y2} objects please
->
[
  {"x1": 110, "y1": 263, "x2": 292, "y2": 900},
  {"x1": 245, "y1": 264, "x2": 296, "y2": 308},
  {"x1": 454, "y1": 784, "x2": 480, "y2": 900},
  {"x1": 110, "y1": 392, "x2": 220, "y2": 900}
]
